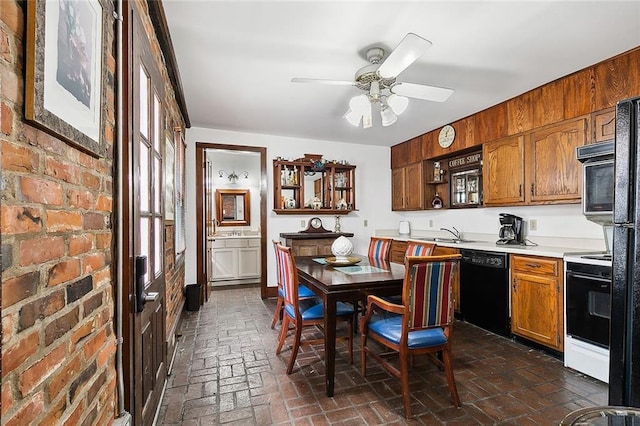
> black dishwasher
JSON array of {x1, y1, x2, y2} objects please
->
[{"x1": 460, "y1": 249, "x2": 511, "y2": 337}]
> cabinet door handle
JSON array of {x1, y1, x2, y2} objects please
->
[
  {"x1": 519, "y1": 184, "x2": 522, "y2": 197},
  {"x1": 525, "y1": 263, "x2": 541, "y2": 268},
  {"x1": 512, "y1": 278, "x2": 517, "y2": 292},
  {"x1": 530, "y1": 183, "x2": 534, "y2": 196}
]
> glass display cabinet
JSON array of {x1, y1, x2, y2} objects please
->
[{"x1": 273, "y1": 155, "x2": 356, "y2": 215}]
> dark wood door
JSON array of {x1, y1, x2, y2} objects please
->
[{"x1": 131, "y1": 7, "x2": 166, "y2": 425}]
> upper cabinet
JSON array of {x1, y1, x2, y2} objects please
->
[
  {"x1": 483, "y1": 135, "x2": 526, "y2": 206},
  {"x1": 391, "y1": 162, "x2": 424, "y2": 211},
  {"x1": 526, "y1": 118, "x2": 585, "y2": 203},
  {"x1": 483, "y1": 119, "x2": 585, "y2": 207},
  {"x1": 273, "y1": 156, "x2": 356, "y2": 215}
]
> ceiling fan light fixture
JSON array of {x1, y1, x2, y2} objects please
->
[
  {"x1": 380, "y1": 103, "x2": 397, "y2": 127},
  {"x1": 344, "y1": 108, "x2": 362, "y2": 127},
  {"x1": 387, "y1": 94, "x2": 409, "y2": 115}
]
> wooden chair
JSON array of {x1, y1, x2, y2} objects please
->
[
  {"x1": 368, "y1": 236, "x2": 393, "y2": 262},
  {"x1": 274, "y1": 243, "x2": 354, "y2": 374},
  {"x1": 404, "y1": 239, "x2": 436, "y2": 257},
  {"x1": 270, "y1": 240, "x2": 316, "y2": 329},
  {"x1": 360, "y1": 254, "x2": 462, "y2": 419}
]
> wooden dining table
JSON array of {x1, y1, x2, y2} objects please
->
[{"x1": 295, "y1": 254, "x2": 405, "y2": 397}]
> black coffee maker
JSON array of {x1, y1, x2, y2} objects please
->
[{"x1": 497, "y1": 213, "x2": 524, "y2": 245}]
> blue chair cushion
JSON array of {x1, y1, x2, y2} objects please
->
[
  {"x1": 285, "y1": 300, "x2": 354, "y2": 321},
  {"x1": 278, "y1": 284, "x2": 315, "y2": 299},
  {"x1": 368, "y1": 313, "x2": 447, "y2": 348}
]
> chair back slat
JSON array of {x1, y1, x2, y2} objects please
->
[
  {"x1": 406, "y1": 258, "x2": 457, "y2": 329},
  {"x1": 275, "y1": 244, "x2": 298, "y2": 307},
  {"x1": 273, "y1": 240, "x2": 284, "y2": 290},
  {"x1": 368, "y1": 237, "x2": 392, "y2": 261},
  {"x1": 405, "y1": 240, "x2": 436, "y2": 257}
]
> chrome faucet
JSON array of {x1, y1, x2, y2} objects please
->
[{"x1": 440, "y1": 227, "x2": 462, "y2": 240}]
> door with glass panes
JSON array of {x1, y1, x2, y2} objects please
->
[{"x1": 131, "y1": 6, "x2": 166, "y2": 424}]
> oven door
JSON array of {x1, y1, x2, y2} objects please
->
[{"x1": 566, "y1": 268, "x2": 611, "y2": 348}]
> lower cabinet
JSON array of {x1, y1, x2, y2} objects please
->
[
  {"x1": 389, "y1": 240, "x2": 407, "y2": 264},
  {"x1": 510, "y1": 254, "x2": 564, "y2": 351},
  {"x1": 211, "y1": 238, "x2": 260, "y2": 284}
]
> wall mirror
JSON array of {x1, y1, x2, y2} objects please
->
[{"x1": 216, "y1": 189, "x2": 250, "y2": 226}]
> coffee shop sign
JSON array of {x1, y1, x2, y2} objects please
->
[{"x1": 448, "y1": 152, "x2": 482, "y2": 169}]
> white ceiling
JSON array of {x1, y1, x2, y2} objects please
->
[{"x1": 163, "y1": 1, "x2": 640, "y2": 147}]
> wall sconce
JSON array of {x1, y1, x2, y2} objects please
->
[{"x1": 219, "y1": 170, "x2": 248, "y2": 184}]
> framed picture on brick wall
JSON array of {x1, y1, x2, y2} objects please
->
[{"x1": 25, "y1": 0, "x2": 108, "y2": 157}]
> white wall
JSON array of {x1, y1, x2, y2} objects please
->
[
  {"x1": 185, "y1": 127, "x2": 399, "y2": 286},
  {"x1": 184, "y1": 127, "x2": 606, "y2": 288}
]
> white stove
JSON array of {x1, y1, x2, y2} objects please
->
[{"x1": 563, "y1": 252, "x2": 612, "y2": 383}]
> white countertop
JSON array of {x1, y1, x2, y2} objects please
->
[{"x1": 377, "y1": 230, "x2": 605, "y2": 259}]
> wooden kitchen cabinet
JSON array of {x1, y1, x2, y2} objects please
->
[
  {"x1": 389, "y1": 240, "x2": 407, "y2": 263},
  {"x1": 483, "y1": 135, "x2": 525, "y2": 205},
  {"x1": 510, "y1": 254, "x2": 564, "y2": 351},
  {"x1": 391, "y1": 162, "x2": 424, "y2": 211},
  {"x1": 591, "y1": 107, "x2": 616, "y2": 143},
  {"x1": 526, "y1": 118, "x2": 585, "y2": 204},
  {"x1": 484, "y1": 118, "x2": 585, "y2": 206}
]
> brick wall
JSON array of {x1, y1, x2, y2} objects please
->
[
  {"x1": 0, "y1": 0, "x2": 118, "y2": 424},
  {"x1": 1, "y1": 0, "x2": 187, "y2": 423}
]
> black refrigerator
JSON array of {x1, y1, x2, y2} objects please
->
[{"x1": 610, "y1": 95, "x2": 640, "y2": 406}]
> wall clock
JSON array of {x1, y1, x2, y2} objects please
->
[{"x1": 438, "y1": 125, "x2": 456, "y2": 148}]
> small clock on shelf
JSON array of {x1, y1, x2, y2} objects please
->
[
  {"x1": 438, "y1": 124, "x2": 456, "y2": 148},
  {"x1": 301, "y1": 217, "x2": 330, "y2": 233}
]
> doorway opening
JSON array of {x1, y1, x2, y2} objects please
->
[{"x1": 195, "y1": 143, "x2": 267, "y2": 300}]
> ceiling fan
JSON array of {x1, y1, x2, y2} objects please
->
[{"x1": 292, "y1": 33, "x2": 454, "y2": 128}]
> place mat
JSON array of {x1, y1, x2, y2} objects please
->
[
  {"x1": 325, "y1": 256, "x2": 362, "y2": 266},
  {"x1": 313, "y1": 258, "x2": 327, "y2": 264},
  {"x1": 335, "y1": 265, "x2": 387, "y2": 275}
]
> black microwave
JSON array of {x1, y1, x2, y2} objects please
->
[{"x1": 577, "y1": 141, "x2": 614, "y2": 224}]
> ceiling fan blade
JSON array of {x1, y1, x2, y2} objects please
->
[
  {"x1": 291, "y1": 78, "x2": 355, "y2": 86},
  {"x1": 391, "y1": 82, "x2": 454, "y2": 102},
  {"x1": 377, "y1": 33, "x2": 432, "y2": 79}
]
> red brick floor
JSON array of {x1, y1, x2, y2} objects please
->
[{"x1": 157, "y1": 285, "x2": 607, "y2": 425}]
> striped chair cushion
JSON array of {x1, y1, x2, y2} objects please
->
[
  {"x1": 407, "y1": 261, "x2": 455, "y2": 329},
  {"x1": 368, "y1": 238, "x2": 392, "y2": 261}
]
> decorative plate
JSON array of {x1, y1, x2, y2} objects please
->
[{"x1": 325, "y1": 256, "x2": 362, "y2": 266}]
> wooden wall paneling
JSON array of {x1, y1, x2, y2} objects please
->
[
  {"x1": 594, "y1": 49, "x2": 638, "y2": 110},
  {"x1": 421, "y1": 132, "x2": 434, "y2": 159},
  {"x1": 390, "y1": 142, "x2": 408, "y2": 168},
  {"x1": 506, "y1": 91, "x2": 534, "y2": 135},
  {"x1": 475, "y1": 103, "x2": 508, "y2": 144},
  {"x1": 407, "y1": 136, "x2": 423, "y2": 163},
  {"x1": 563, "y1": 68, "x2": 594, "y2": 119},
  {"x1": 532, "y1": 79, "x2": 564, "y2": 128},
  {"x1": 454, "y1": 116, "x2": 476, "y2": 149}
]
